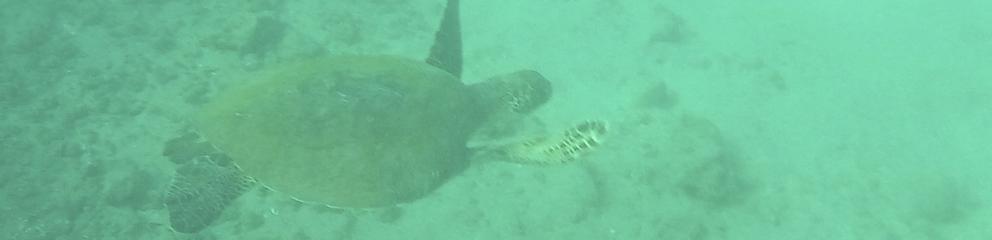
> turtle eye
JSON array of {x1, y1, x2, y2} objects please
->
[{"x1": 504, "y1": 90, "x2": 529, "y2": 113}]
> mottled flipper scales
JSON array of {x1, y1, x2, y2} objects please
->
[
  {"x1": 165, "y1": 156, "x2": 254, "y2": 233},
  {"x1": 504, "y1": 120, "x2": 608, "y2": 165},
  {"x1": 163, "y1": 132, "x2": 254, "y2": 234}
]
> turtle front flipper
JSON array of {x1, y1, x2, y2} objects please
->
[
  {"x1": 426, "y1": 0, "x2": 462, "y2": 78},
  {"x1": 501, "y1": 120, "x2": 609, "y2": 165}
]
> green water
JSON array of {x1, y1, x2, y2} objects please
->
[{"x1": 1, "y1": 0, "x2": 988, "y2": 239}]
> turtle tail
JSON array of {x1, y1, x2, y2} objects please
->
[
  {"x1": 426, "y1": 0, "x2": 463, "y2": 79},
  {"x1": 503, "y1": 120, "x2": 609, "y2": 165}
]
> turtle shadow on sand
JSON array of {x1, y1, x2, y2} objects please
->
[{"x1": 162, "y1": 0, "x2": 608, "y2": 234}]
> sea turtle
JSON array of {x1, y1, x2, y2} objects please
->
[{"x1": 162, "y1": 0, "x2": 607, "y2": 233}]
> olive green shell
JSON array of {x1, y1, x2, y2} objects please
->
[{"x1": 195, "y1": 56, "x2": 478, "y2": 208}]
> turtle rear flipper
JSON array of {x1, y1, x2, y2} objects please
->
[
  {"x1": 501, "y1": 120, "x2": 608, "y2": 165},
  {"x1": 165, "y1": 155, "x2": 254, "y2": 233}
]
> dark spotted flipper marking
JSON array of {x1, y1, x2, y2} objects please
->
[{"x1": 505, "y1": 120, "x2": 609, "y2": 165}]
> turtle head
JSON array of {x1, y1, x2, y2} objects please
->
[{"x1": 470, "y1": 70, "x2": 552, "y2": 115}]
